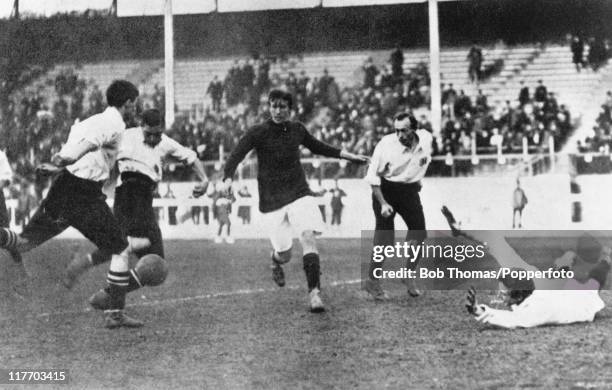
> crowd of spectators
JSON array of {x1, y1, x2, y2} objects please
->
[
  {"x1": 1, "y1": 47, "x2": 578, "y2": 187},
  {"x1": 438, "y1": 79, "x2": 572, "y2": 157},
  {"x1": 579, "y1": 91, "x2": 612, "y2": 153},
  {"x1": 569, "y1": 34, "x2": 611, "y2": 72}
]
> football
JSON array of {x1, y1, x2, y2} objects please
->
[{"x1": 134, "y1": 254, "x2": 169, "y2": 287}]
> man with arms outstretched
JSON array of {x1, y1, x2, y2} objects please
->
[{"x1": 223, "y1": 89, "x2": 368, "y2": 312}]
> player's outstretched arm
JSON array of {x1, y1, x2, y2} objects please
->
[
  {"x1": 339, "y1": 150, "x2": 369, "y2": 164},
  {"x1": 191, "y1": 159, "x2": 210, "y2": 198},
  {"x1": 223, "y1": 130, "x2": 256, "y2": 181}
]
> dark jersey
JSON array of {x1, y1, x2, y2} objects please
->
[{"x1": 224, "y1": 119, "x2": 341, "y2": 212}]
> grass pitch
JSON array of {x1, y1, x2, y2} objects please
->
[{"x1": 0, "y1": 238, "x2": 611, "y2": 389}]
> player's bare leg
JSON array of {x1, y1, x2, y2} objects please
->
[
  {"x1": 63, "y1": 237, "x2": 150, "y2": 289},
  {"x1": 271, "y1": 248, "x2": 291, "y2": 287}
]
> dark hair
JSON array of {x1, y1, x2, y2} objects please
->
[
  {"x1": 142, "y1": 109, "x2": 162, "y2": 127},
  {"x1": 499, "y1": 267, "x2": 535, "y2": 305},
  {"x1": 576, "y1": 234, "x2": 602, "y2": 264},
  {"x1": 106, "y1": 80, "x2": 139, "y2": 108},
  {"x1": 268, "y1": 89, "x2": 293, "y2": 109},
  {"x1": 394, "y1": 112, "x2": 418, "y2": 130}
]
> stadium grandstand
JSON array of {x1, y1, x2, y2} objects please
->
[{"x1": 2, "y1": 0, "x2": 612, "y2": 388}]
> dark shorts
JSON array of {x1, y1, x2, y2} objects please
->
[
  {"x1": 372, "y1": 179, "x2": 427, "y2": 244},
  {"x1": 21, "y1": 170, "x2": 128, "y2": 254},
  {"x1": 114, "y1": 173, "x2": 164, "y2": 257}
]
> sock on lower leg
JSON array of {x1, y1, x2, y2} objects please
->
[
  {"x1": 303, "y1": 253, "x2": 321, "y2": 291},
  {"x1": 105, "y1": 253, "x2": 129, "y2": 310},
  {"x1": 0, "y1": 228, "x2": 19, "y2": 251}
]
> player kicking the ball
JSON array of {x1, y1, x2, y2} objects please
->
[
  {"x1": 0, "y1": 80, "x2": 141, "y2": 327},
  {"x1": 223, "y1": 89, "x2": 368, "y2": 312},
  {"x1": 63, "y1": 108, "x2": 209, "y2": 327}
]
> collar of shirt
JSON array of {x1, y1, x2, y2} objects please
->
[{"x1": 104, "y1": 106, "x2": 126, "y2": 130}]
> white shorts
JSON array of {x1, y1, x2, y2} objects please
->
[{"x1": 260, "y1": 196, "x2": 325, "y2": 252}]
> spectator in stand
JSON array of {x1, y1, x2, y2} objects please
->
[
  {"x1": 475, "y1": 89, "x2": 489, "y2": 113},
  {"x1": 362, "y1": 57, "x2": 379, "y2": 90},
  {"x1": 570, "y1": 35, "x2": 585, "y2": 72},
  {"x1": 88, "y1": 84, "x2": 105, "y2": 115},
  {"x1": 467, "y1": 45, "x2": 484, "y2": 83},
  {"x1": 442, "y1": 83, "x2": 458, "y2": 118},
  {"x1": 454, "y1": 90, "x2": 472, "y2": 118},
  {"x1": 255, "y1": 57, "x2": 271, "y2": 99},
  {"x1": 534, "y1": 80, "x2": 548, "y2": 106},
  {"x1": 241, "y1": 59, "x2": 256, "y2": 103},
  {"x1": 207, "y1": 75, "x2": 224, "y2": 113},
  {"x1": 318, "y1": 68, "x2": 333, "y2": 106},
  {"x1": 587, "y1": 36, "x2": 609, "y2": 71},
  {"x1": 390, "y1": 46, "x2": 404, "y2": 82},
  {"x1": 518, "y1": 80, "x2": 530, "y2": 107}
]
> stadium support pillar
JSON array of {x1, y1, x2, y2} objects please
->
[
  {"x1": 164, "y1": 0, "x2": 176, "y2": 128},
  {"x1": 11, "y1": 0, "x2": 19, "y2": 19},
  {"x1": 428, "y1": 0, "x2": 441, "y2": 136}
]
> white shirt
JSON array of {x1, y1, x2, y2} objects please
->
[
  {"x1": 0, "y1": 150, "x2": 13, "y2": 182},
  {"x1": 476, "y1": 282, "x2": 605, "y2": 329},
  {"x1": 61, "y1": 107, "x2": 125, "y2": 182},
  {"x1": 364, "y1": 129, "x2": 433, "y2": 186},
  {"x1": 117, "y1": 127, "x2": 197, "y2": 183}
]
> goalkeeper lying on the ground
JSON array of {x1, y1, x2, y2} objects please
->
[{"x1": 441, "y1": 206, "x2": 609, "y2": 329}]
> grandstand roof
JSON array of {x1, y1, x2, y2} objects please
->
[{"x1": 1, "y1": 0, "x2": 454, "y2": 19}]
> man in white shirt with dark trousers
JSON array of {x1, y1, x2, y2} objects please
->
[
  {"x1": 63, "y1": 109, "x2": 209, "y2": 319},
  {"x1": 364, "y1": 112, "x2": 433, "y2": 300},
  {"x1": 0, "y1": 80, "x2": 141, "y2": 328}
]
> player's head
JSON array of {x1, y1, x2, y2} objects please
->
[
  {"x1": 571, "y1": 234, "x2": 603, "y2": 282},
  {"x1": 268, "y1": 89, "x2": 292, "y2": 124},
  {"x1": 497, "y1": 268, "x2": 535, "y2": 306},
  {"x1": 393, "y1": 112, "x2": 418, "y2": 147},
  {"x1": 141, "y1": 109, "x2": 164, "y2": 147},
  {"x1": 106, "y1": 80, "x2": 139, "y2": 122}
]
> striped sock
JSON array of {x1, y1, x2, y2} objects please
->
[
  {"x1": 105, "y1": 253, "x2": 129, "y2": 310},
  {"x1": 0, "y1": 228, "x2": 19, "y2": 251}
]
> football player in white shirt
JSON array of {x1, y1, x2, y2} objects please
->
[
  {"x1": 0, "y1": 147, "x2": 28, "y2": 297},
  {"x1": 441, "y1": 206, "x2": 608, "y2": 329},
  {"x1": 363, "y1": 112, "x2": 433, "y2": 300},
  {"x1": 0, "y1": 80, "x2": 142, "y2": 328},
  {"x1": 63, "y1": 109, "x2": 209, "y2": 311}
]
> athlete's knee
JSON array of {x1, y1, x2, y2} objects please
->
[
  {"x1": 128, "y1": 236, "x2": 151, "y2": 252},
  {"x1": 274, "y1": 248, "x2": 292, "y2": 264},
  {"x1": 300, "y1": 230, "x2": 319, "y2": 253}
]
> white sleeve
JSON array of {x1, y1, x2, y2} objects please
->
[
  {"x1": 161, "y1": 135, "x2": 197, "y2": 165},
  {"x1": 475, "y1": 300, "x2": 546, "y2": 329},
  {"x1": 0, "y1": 151, "x2": 13, "y2": 181},
  {"x1": 363, "y1": 140, "x2": 385, "y2": 186}
]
